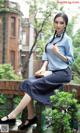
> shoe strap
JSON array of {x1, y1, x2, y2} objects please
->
[{"x1": 6, "y1": 115, "x2": 9, "y2": 119}]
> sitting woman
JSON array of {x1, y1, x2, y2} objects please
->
[{"x1": 0, "y1": 12, "x2": 74, "y2": 130}]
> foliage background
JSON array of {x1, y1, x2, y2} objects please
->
[{"x1": 0, "y1": 64, "x2": 22, "y2": 117}]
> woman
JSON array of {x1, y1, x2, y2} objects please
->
[{"x1": 0, "y1": 12, "x2": 74, "y2": 130}]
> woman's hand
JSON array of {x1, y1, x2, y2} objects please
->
[
  {"x1": 35, "y1": 69, "x2": 45, "y2": 77},
  {"x1": 35, "y1": 61, "x2": 48, "y2": 78},
  {"x1": 35, "y1": 70, "x2": 52, "y2": 77},
  {"x1": 52, "y1": 45, "x2": 59, "y2": 54}
]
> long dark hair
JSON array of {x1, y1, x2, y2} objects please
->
[{"x1": 45, "y1": 13, "x2": 68, "y2": 52}]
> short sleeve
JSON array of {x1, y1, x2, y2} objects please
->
[{"x1": 65, "y1": 38, "x2": 74, "y2": 64}]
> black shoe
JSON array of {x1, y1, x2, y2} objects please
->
[
  {"x1": 0, "y1": 116, "x2": 16, "y2": 126},
  {"x1": 18, "y1": 116, "x2": 37, "y2": 130}
]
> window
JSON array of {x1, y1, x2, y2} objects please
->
[
  {"x1": 11, "y1": 17, "x2": 16, "y2": 36},
  {"x1": 10, "y1": 50, "x2": 15, "y2": 69}
]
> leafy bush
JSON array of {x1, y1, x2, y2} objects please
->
[
  {"x1": 0, "y1": 64, "x2": 22, "y2": 117},
  {"x1": 0, "y1": 94, "x2": 7, "y2": 104},
  {"x1": 49, "y1": 91, "x2": 80, "y2": 133},
  {"x1": 0, "y1": 64, "x2": 22, "y2": 80}
]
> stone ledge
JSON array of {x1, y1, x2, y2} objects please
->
[
  {"x1": 0, "y1": 80, "x2": 23, "y2": 95},
  {"x1": 0, "y1": 80, "x2": 80, "y2": 100}
]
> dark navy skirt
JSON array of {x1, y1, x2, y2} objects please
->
[{"x1": 20, "y1": 67, "x2": 72, "y2": 105}]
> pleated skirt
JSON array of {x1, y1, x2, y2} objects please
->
[{"x1": 20, "y1": 67, "x2": 72, "y2": 105}]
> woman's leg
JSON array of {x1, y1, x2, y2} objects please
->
[
  {"x1": 27, "y1": 100, "x2": 35, "y2": 119},
  {"x1": 1, "y1": 93, "x2": 32, "y2": 120},
  {"x1": 22, "y1": 100, "x2": 36, "y2": 126}
]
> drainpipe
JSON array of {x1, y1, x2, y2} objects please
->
[
  {"x1": 2, "y1": 13, "x2": 6, "y2": 63},
  {"x1": 2, "y1": 0, "x2": 8, "y2": 63}
]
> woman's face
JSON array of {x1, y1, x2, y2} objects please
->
[{"x1": 54, "y1": 16, "x2": 66, "y2": 34}]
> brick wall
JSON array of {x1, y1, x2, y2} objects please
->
[
  {"x1": 0, "y1": 80, "x2": 80, "y2": 100},
  {"x1": 6, "y1": 14, "x2": 20, "y2": 72},
  {"x1": 0, "y1": 13, "x2": 20, "y2": 73}
]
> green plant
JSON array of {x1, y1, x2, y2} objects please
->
[
  {"x1": 0, "y1": 64, "x2": 22, "y2": 80},
  {"x1": 0, "y1": 94, "x2": 7, "y2": 104},
  {"x1": 49, "y1": 91, "x2": 80, "y2": 133},
  {"x1": 0, "y1": 64, "x2": 22, "y2": 117}
]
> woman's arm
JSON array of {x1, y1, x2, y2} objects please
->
[
  {"x1": 41, "y1": 61, "x2": 48, "y2": 71},
  {"x1": 56, "y1": 51, "x2": 68, "y2": 62},
  {"x1": 52, "y1": 37, "x2": 74, "y2": 64},
  {"x1": 52, "y1": 45, "x2": 68, "y2": 62},
  {"x1": 35, "y1": 61, "x2": 48, "y2": 77}
]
